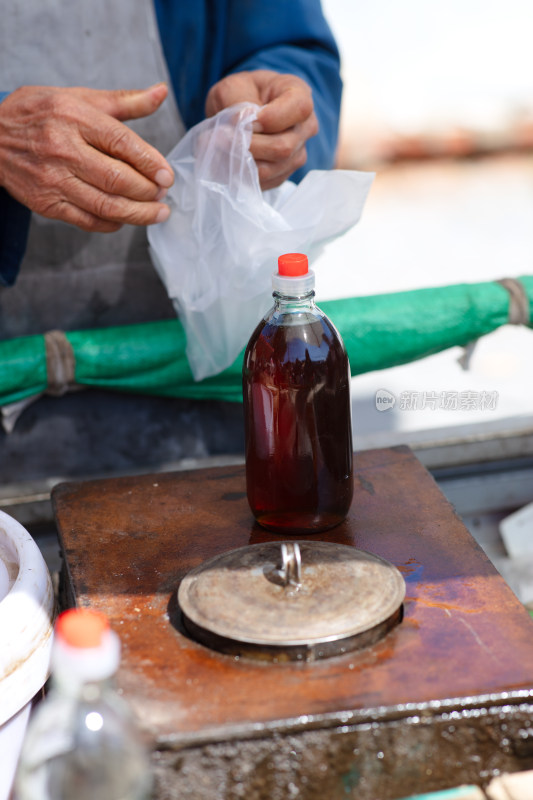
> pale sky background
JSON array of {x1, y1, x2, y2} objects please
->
[{"x1": 322, "y1": 0, "x2": 533, "y2": 136}]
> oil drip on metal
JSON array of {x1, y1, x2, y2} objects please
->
[{"x1": 178, "y1": 541, "x2": 406, "y2": 662}]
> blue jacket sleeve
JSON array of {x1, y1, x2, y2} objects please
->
[
  {"x1": 0, "y1": 189, "x2": 31, "y2": 288},
  {"x1": 0, "y1": 92, "x2": 32, "y2": 288},
  {"x1": 155, "y1": 0, "x2": 342, "y2": 181}
]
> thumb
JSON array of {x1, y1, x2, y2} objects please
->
[{"x1": 84, "y1": 83, "x2": 169, "y2": 121}]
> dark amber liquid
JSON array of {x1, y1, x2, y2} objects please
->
[{"x1": 243, "y1": 310, "x2": 353, "y2": 533}]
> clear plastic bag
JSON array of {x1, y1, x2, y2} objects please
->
[{"x1": 148, "y1": 103, "x2": 374, "y2": 380}]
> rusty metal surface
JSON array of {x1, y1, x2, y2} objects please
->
[{"x1": 52, "y1": 445, "x2": 533, "y2": 751}]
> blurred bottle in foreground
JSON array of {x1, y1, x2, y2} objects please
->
[{"x1": 15, "y1": 608, "x2": 152, "y2": 800}]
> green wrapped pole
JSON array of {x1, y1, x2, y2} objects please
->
[
  {"x1": 0, "y1": 277, "x2": 531, "y2": 408},
  {"x1": 328, "y1": 276, "x2": 532, "y2": 375},
  {"x1": 0, "y1": 334, "x2": 47, "y2": 406}
]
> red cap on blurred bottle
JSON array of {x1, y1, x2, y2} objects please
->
[{"x1": 56, "y1": 608, "x2": 110, "y2": 649}]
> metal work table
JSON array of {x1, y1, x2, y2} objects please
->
[{"x1": 52, "y1": 446, "x2": 533, "y2": 799}]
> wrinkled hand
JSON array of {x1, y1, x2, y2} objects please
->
[
  {"x1": 205, "y1": 70, "x2": 318, "y2": 190},
  {"x1": 0, "y1": 83, "x2": 174, "y2": 232}
]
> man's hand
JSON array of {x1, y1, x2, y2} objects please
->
[
  {"x1": 0, "y1": 83, "x2": 174, "y2": 232},
  {"x1": 205, "y1": 70, "x2": 318, "y2": 190}
]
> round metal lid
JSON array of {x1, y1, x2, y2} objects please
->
[{"x1": 178, "y1": 541, "x2": 406, "y2": 661}]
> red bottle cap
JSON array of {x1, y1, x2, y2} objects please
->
[
  {"x1": 56, "y1": 608, "x2": 110, "y2": 648},
  {"x1": 278, "y1": 253, "x2": 308, "y2": 277}
]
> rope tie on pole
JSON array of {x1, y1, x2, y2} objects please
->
[
  {"x1": 496, "y1": 278, "x2": 530, "y2": 326},
  {"x1": 44, "y1": 330, "x2": 76, "y2": 396}
]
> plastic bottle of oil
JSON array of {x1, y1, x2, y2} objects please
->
[{"x1": 243, "y1": 252, "x2": 353, "y2": 533}]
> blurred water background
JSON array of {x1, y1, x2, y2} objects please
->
[{"x1": 318, "y1": 0, "x2": 533, "y2": 452}]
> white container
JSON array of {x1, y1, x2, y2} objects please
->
[{"x1": 0, "y1": 510, "x2": 55, "y2": 800}]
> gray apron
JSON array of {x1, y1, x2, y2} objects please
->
[{"x1": 0, "y1": 0, "x2": 185, "y2": 338}]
